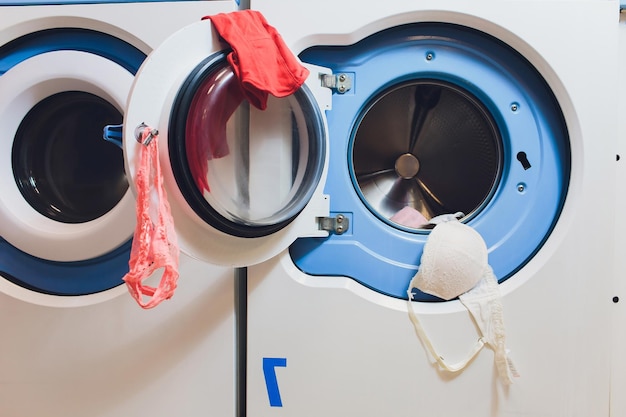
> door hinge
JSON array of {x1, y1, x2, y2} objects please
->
[
  {"x1": 320, "y1": 73, "x2": 352, "y2": 94},
  {"x1": 318, "y1": 214, "x2": 349, "y2": 235}
]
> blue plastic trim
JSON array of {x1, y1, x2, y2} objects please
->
[
  {"x1": 292, "y1": 23, "x2": 570, "y2": 301},
  {"x1": 0, "y1": 28, "x2": 145, "y2": 76},
  {"x1": 0, "y1": 28, "x2": 146, "y2": 295},
  {"x1": 0, "y1": 239, "x2": 132, "y2": 295},
  {"x1": 103, "y1": 124, "x2": 124, "y2": 149}
]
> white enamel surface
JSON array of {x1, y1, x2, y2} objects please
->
[
  {"x1": 612, "y1": 10, "x2": 626, "y2": 417},
  {"x1": 0, "y1": 51, "x2": 135, "y2": 262},
  {"x1": 0, "y1": 255, "x2": 235, "y2": 417},
  {"x1": 0, "y1": 1, "x2": 235, "y2": 52},
  {"x1": 246, "y1": 1, "x2": 618, "y2": 416},
  {"x1": 124, "y1": 19, "x2": 331, "y2": 267}
]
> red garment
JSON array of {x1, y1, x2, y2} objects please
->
[
  {"x1": 204, "y1": 10, "x2": 310, "y2": 110},
  {"x1": 187, "y1": 11, "x2": 310, "y2": 194},
  {"x1": 185, "y1": 67, "x2": 244, "y2": 194}
]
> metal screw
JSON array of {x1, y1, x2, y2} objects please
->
[
  {"x1": 338, "y1": 74, "x2": 346, "y2": 82},
  {"x1": 517, "y1": 184, "x2": 525, "y2": 192},
  {"x1": 511, "y1": 104, "x2": 518, "y2": 112},
  {"x1": 338, "y1": 85, "x2": 346, "y2": 93},
  {"x1": 135, "y1": 123, "x2": 158, "y2": 146},
  {"x1": 336, "y1": 215, "x2": 344, "y2": 223},
  {"x1": 426, "y1": 52, "x2": 434, "y2": 61}
]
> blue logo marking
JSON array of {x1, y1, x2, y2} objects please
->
[{"x1": 263, "y1": 357, "x2": 287, "y2": 407}]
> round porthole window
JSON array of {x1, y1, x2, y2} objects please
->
[
  {"x1": 0, "y1": 28, "x2": 145, "y2": 302},
  {"x1": 169, "y1": 54, "x2": 326, "y2": 238},
  {"x1": 351, "y1": 79, "x2": 502, "y2": 230}
]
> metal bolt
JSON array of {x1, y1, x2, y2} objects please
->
[
  {"x1": 338, "y1": 74, "x2": 347, "y2": 82},
  {"x1": 336, "y1": 215, "x2": 344, "y2": 223},
  {"x1": 337, "y1": 225, "x2": 344, "y2": 233},
  {"x1": 517, "y1": 184, "x2": 525, "y2": 192},
  {"x1": 338, "y1": 85, "x2": 346, "y2": 93},
  {"x1": 511, "y1": 104, "x2": 518, "y2": 112},
  {"x1": 426, "y1": 53, "x2": 434, "y2": 61}
]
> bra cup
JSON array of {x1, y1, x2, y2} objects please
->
[{"x1": 414, "y1": 221, "x2": 487, "y2": 300}]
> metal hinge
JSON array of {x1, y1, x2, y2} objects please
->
[
  {"x1": 320, "y1": 73, "x2": 352, "y2": 94},
  {"x1": 318, "y1": 214, "x2": 349, "y2": 235}
]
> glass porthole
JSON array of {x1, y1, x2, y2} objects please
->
[{"x1": 169, "y1": 54, "x2": 326, "y2": 238}]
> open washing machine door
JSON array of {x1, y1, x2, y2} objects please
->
[{"x1": 123, "y1": 19, "x2": 332, "y2": 267}]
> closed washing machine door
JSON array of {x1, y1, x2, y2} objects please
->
[
  {"x1": 0, "y1": 28, "x2": 146, "y2": 305},
  {"x1": 123, "y1": 19, "x2": 331, "y2": 267}
]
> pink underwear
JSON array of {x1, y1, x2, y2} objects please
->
[{"x1": 123, "y1": 126, "x2": 180, "y2": 309}]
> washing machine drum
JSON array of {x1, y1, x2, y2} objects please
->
[
  {"x1": 0, "y1": 28, "x2": 145, "y2": 300},
  {"x1": 122, "y1": 19, "x2": 328, "y2": 267},
  {"x1": 13, "y1": 91, "x2": 127, "y2": 224},
  {"x1": 352, "y1": 79, "x2": 501, "y2": 223}
]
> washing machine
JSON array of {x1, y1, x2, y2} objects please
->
[
  {"x1": 114, "y1": 0, "x2": 618, "y2": 416},
  {"x1": 241, "y1": 1, "x2": 617, "y2": 416},
  {"x1": 0, "y1": 1, "x2": 238, "y2": 416}
]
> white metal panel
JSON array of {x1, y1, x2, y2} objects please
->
[{"x1": 246, "y1": 1, "x2": 618, "y2": 416}]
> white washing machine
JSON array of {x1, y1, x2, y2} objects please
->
[
  {"x1": 242, "y1": 1, "x2": 618, "y2": 416},
  {"x1": 116, "y1": 0, "x2": 618, "y2": 416},
  {"x1": 0, "y1": 1, "x2": 238, "y2": 416}
]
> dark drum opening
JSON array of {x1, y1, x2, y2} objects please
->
[
  {"x1": 12, "y1": 91, "x2": 128, "y2": 224},
  {"x1": 351, "y1": 79, "x2": 502, "y2": 230}
]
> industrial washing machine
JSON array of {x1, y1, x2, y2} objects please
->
[
  {"x1": 240, "y1": 1, "x2": 617, "y2": 416},
  {"x1": 0, "y1": 1, "x2": 238, "y2": 416},
  {"x1": 115, "y1": 0, "x2": 618, "y2": 416}
]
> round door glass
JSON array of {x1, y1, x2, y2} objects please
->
[
  {"x1": 351, "y1": 80, "x2": 502, "y2": 230},
  {"x1": 170, "y1": 55, "x2": 326, "y2": 238}
]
